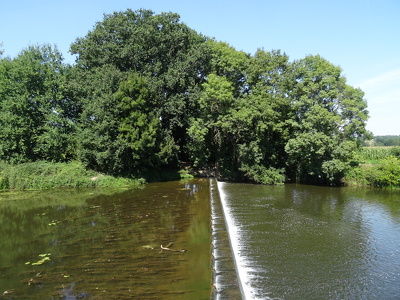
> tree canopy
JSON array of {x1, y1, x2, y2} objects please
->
[{"x1": 0, "y1": 9, "x2": 371, "y2": 185}]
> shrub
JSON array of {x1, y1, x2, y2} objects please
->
[
  {"x1": 95, "y1": 176, "x2": 146, "y2": 187},
  {"x1": 0, "y1": 175, "x2": 8, "y2": 189},
  {"x1": 345, "y1": 156, "x2": 400, "y2": 188},
  {"x1": 344, "y1": 166, "x2": 370, "y2": 186},
  {"x1": 0, "y1": 161, "x2": 144, "y2": 190},
  {"x1": 178, "y1": 169, "x2": 194, "y2": 179},
  {"x1": 371, "y1": 156, "x2": 400, "y2": 188},
  {"x1": 240, "y1": 164, "x2": 285, "y2": 185},
  {"x1": 390, "y1": 147, "x2": 400, "y2": 158},
  {"x1": 322, "y1": 159, "x2": 348, "y2": 186}
]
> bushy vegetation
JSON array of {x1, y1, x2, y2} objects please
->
[
  {"x1": 345, "y1": 147, "x2": 400, "y2": 188},
  {"x1": 371, "y1": 156, "x2": 400, "y2": 188},
  {"x1": 0, "y1": 9, "x2": 372, "y2": 187},
  {"x1": 0, "y1": 161, "x2": 144, "y2": 190}
]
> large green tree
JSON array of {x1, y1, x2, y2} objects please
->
[
  {"x1": 285, "y1": 55, "x2": 371, "y2": 184},
  {"x1": 187, "y1": 73, "x2": 236, "y2": 173},
  {"x1": 73, "y1": 64, "x2": 126, "y2": 174},
  {"x1": 70, "y1": 9, "x2": 211, "y2": 168},
  {"x1": 188, "y1": 51, "x2": 370, "y2": 185},
  {"x1": 115, "y1": 73, "x2": 178, "y2": 170},
  {"x1": 187, "y1": 50, "x2": 290, "y2": 183},
  {"x1": 76, "y1": 70, "x2": 177, "y2": 175},
  {"x1": 233, "y1": 50, "x2": 291, "y2": 184},
  {"x1": 206, "y1": 40, "x2": 250, "y2": 96},
  {"x1": 0, "y1": 45, "x2": 76, "y2": 163}
]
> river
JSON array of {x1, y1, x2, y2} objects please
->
[
  {"x1": 217, "y1": 181, "x2": 400, "y2": 299},
  {"x1": 1, "y1": 179, "x2": 399, "y2": 299},
  {"x1": 0, "y1": 179, "x2": 212, "y2": 299}
]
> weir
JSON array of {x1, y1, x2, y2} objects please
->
[
  {"x1": 210, "y1": 179, "x2": 242, "y2": 299},
  {"x1": 211, "y1": 181, "x2": 400, "y2": 299},
  {"x1": 215, "y1": 180, "x2": 259, "y2": 300}
]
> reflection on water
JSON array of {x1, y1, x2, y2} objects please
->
[
  {"x1": 0, "y1": 179, "x2": 211, "y2": 299},
  {"x1": 218, "y1": 183, "x2": 400, "y2": 300}
]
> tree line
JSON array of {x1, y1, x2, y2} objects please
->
[
  {"x1": 0, "y1": 9, "x2": 371, "y2": 185},
  {"x1": 365, "y1": 136, "x2": 400, "y2": 147}
]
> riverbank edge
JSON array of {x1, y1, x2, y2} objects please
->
[
  {"x1": 1, "y1": 160, "x2": 398, "y2": 191},
  {"x1": 0, "y1": 160, "x2": 204, "y2": 190},
  {"x1": 344, "y1": 160, "x2": 400, "y2": 189},
  {"x1": 0, "y1": 161, "x2": 143, "y2": 190}
]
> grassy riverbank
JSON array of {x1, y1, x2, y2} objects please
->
[
  {"x1": 1, "y1": 146, "x2": 398, "y2": 191},
  {"x1": 0, "y1": 160, "x2": 196, "y2": 190},
  {"x1": 0, "y1": 161, "x2": 146, "y2": 190},
  {"x1": 345, "y1": 147, "x2": 400, "y2": 188}
]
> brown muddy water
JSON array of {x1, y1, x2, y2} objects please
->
[{"x1": 0, "y1": 179, "x2": 212, "y2": 299}]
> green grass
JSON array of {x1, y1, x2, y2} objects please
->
[{"x1": 0, "y1": 161, "x2": 145, "y2": 190}]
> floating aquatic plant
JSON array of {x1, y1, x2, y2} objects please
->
[
  {"x1": 28, "y1": 253, "x2": 51, "y2": 266},
  {"x1": 39, "y1": 253, "x2": 51, "y2": 257}
]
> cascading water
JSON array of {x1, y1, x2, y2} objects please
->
[
  {"x1": 215, "y1": 180, "x2": 258, "y2": 300},
  {"x1": 210, "y1": 179, "x2": 241, "y2": 299},
  {"x1": 212, "y1": 180, "x2": 400, "y2": 299}
]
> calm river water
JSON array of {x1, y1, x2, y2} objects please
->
[
  {"x1": 0, "y1": 179, "x2": 211, "y2": 299},
  {"x1": 218, "y1": 182, "x2": 400, "y2": 300}
]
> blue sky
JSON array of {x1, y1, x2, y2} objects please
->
[{"x1": 1, "y1": 0, "x2": 399, "y2": 135}]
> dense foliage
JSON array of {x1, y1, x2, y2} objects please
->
[
  {"x1": 346, "y1": 147, "x2": 400, "y2": 188},
  {"x1": 0, "y1": 9, "x2": 371, "y2": 186},
  {"x1": 0, "y1": 45, "x2": 77, "y2": 163}
]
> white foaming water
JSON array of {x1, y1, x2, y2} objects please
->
[
  {"x1": 217, "y1": 181, "x2": 256, "y2": 300},
  {"x1": 210, "y1": 180, "x2": 221, "y2": 297}
]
